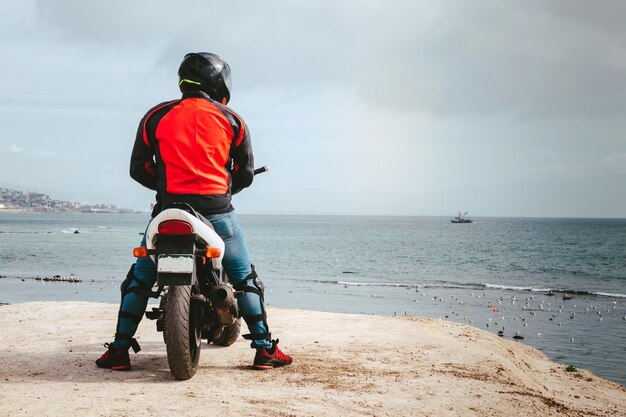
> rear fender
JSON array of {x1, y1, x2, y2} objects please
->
[{"x1": 146, "y1": 208, "x2": 225, "y2": 269}]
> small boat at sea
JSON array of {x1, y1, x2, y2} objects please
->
[{"x1": 451, "y1": 211, "x2": 473, "y2": 223}]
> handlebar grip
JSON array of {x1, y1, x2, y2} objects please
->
[{"x1": 253, "y1": 166, "x2": 269, "y2": 175}]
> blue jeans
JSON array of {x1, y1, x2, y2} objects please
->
[{"x1": 113, "y1": 210, "x2": 271, "y2": 349}]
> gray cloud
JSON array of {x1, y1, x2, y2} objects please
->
[{"x1": 32, "y1": 0, "x2": 626, "y2": 119}]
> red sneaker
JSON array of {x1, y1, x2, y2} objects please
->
[
  {"x1": 95, "y1": 344, "x2": 131, "y2": 371},
  {"x1": 252, "y1": 339, "x2": 292, "y2": 370}
]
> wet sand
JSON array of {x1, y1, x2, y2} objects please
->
[{"x1": 0, "y1": 301, "x2": 624, "y2": 416}]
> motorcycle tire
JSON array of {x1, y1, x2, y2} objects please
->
[
  {"x1": 212, "y1": 318, "x2": 242, "y2": 347},
  {"x1": 159, "y1": 294, "x2": 167, "y2": 344},
  {"x1": 164, "y1": 285, "x2": 202, "y2": 380}
]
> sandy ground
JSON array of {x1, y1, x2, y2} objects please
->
[{"x1": 0, "y1": 302, "x2": 624, "y2": 417}]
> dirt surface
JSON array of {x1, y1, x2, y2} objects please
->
[{"x1": 0, "y1": 302, "x2": 624, "y2": 416}]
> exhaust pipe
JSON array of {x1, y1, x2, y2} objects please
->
[{"x1": 209, "y1": 284, "x2": 238, "y2": 325}]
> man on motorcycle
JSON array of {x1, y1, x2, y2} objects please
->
[{"x1": 96, "y1": 52, "x2": 292, "y2": 371}]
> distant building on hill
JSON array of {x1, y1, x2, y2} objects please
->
[{"x1": 0, "y1": 187, "x2": 135, "y2": 213}]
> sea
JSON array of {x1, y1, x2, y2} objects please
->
[{"x1": 1, "y1": 212, "x2": 624, "y2": 386}]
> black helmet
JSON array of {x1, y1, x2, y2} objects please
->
[{"x1": 178, "y1": 52, "x2": 232, "y2": 104}]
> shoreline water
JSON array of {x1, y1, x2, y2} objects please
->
[
  {"x1": 3, "y1": 273, "x2": 626, "y2": 298},
  {"x1": 1, "y1": 274, "x2": 624, "y2": 387}
]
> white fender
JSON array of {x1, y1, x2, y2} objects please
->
[{"x1": 146, "y1": 209, "x2": 225, "y2": 269}]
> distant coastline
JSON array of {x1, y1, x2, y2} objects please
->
[
  {"x1": 0, "y1": 207, "x2": 138, "y2": 214},
  {"x1": 0, "y1": 187, "x2": 138, "y2": 213},
  {"x1": 0, "y1": 208, "x2": 30, "y2": 213}
]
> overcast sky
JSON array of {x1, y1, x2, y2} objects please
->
[{"x1": 1, "y1": 0, "x2": 625, "y2": 217}]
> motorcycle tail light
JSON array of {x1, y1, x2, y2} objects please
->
[
  {"x1": 133, "y1": 246, "x2": 148, "y2": 257},
  {"x1": 205, "y1": 247, "x2": 221, "y2": 258},
  {"x1": 158, "y1": 220, "x2": 193, "y2": 235}
]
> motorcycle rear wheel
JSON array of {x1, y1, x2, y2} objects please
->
[
  {"x1": 212, "y1": 318, "x2": 242, "y2": 347},
  {"x1": 164, "y1": 285, "x2": 202, "y2": 380}
]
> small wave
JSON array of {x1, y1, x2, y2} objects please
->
[
  {"x1": 482, "y1": 283, "x2": 626, "y2": 299},
  {"x1": 483, "y1": 283, "x2": 549, "y2": 292},
  {"x1": 337, "y1": 281, "x2": 415, "y2": 288},
  {"x1": 318, "y1": 279, "x2": 626, "y2": 299},
  {"x1": 594, "y1": 292, "x2": 626, "y2": 298},
  {"x1": 0, "y1": 231, "x2": 52, "y2": 234},
  {"x1": 328, "y1": 280, "x2": 483, "y2": 290},
  {"x1": 424, "y1": 282, "x2": 484, "y2": 290}
]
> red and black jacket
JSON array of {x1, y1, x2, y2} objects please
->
[{"x1": 130, "y1": 91, "x2": 254, "y2": 216}]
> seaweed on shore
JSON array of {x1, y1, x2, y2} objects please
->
[
  {"x1": 34, "y1": 275, "x2": 82, "y2": 283},
  {"x1": 0, "y1": 275, "x2": 82, "y2": 283}
]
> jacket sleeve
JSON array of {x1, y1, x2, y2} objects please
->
[
  {"x1": 230, "y1": 119, "x2": 254, "y2": 195},
  {"x1": 129, "y1": 115, "x2": 158, "y2": 191}
]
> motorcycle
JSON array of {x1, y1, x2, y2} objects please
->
[{"x1": 133, "y1": 166, "x2": 268, "y2": 380}]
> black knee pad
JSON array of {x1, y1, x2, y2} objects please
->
[
  {"x1": 233, "y1": 268, "x2": 271, "y2": 341},
  {"x1": 120, "y1": 264, "x2": 136, "y2": 296},
  {"x1": 234, "y1": 269, "x2": 264, "y2": 302},
  {"x1": 120, "y1": 263, "x2": 160, "y2": 299}
]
